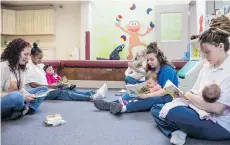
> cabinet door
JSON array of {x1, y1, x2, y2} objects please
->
[
  {"x1": 34, "y1": 9, "x2": 55, "y2": 34},
  {"x1": 33, "y1": 10, "x2": 44, "y2": 34},
  {"x1": 2, "y1": 9, "x2": 16, "y2": 34},
  {"x1": 16, "y1": 10, "x2": 34, "y2": 35},
  {"x1": 44, "y1": 9, "x2": 55, "y2": 34}
]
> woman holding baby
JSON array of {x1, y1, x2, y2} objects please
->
[
  {"x1": 94, "y1": 42, "x2": 179, "y2": 115},
  {"x1": 151, "y1": 26, "x2": 230, "y2": 144}
]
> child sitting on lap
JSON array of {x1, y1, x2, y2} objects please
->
[
  {"x1": 121, "y1": 72, "x2": 161, "y2": 105},
  {"x1": 160, "y1": 83, "x2": 225, "y2": 122},
  {"x1": 44, "y1": 64, "x2": 75, "y2": 90}
]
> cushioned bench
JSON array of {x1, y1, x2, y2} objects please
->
[{"x1": 42, "y1": 60, "x2": 187, "y2": 81}]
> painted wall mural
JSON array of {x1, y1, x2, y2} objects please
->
[{"x1": 91, "y1": 1, "x2": 155, "y2": 60}]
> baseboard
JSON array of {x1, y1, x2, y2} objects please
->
[{"x1": 68, "y1": 80, "x2": 125, "y2": 89}]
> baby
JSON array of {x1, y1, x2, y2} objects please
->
[
  {"x1": 44, "y1": 64, "x2": 61, "y2": 85},
  {"x1": 121, "y1": 72, "x2": 161, "y2": 105},
  {"x1": 159, "y1": 83, "x2": 222, "y2": 123},
  {"x1": 139, "y1": 72, "x2": 161, "y2": 95},
  {"x1": 43, "y1": 64, "x2": 75, "y2": 90},
  {"x1": 201, "y1": 83, "x2": 221, "y2": 103}
]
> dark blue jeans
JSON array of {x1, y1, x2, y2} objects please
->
[
  {"x1": 1, "y1": 91, "x2": 25, "y2": 118},
  {"x1": 46, "y1": 89, "x2": 95, "y2": 101},
  {"x1": 151, "y1": 104, "x2": 230, "y2": 140},
  {"x1": 125, "y1": 76, "x2": 144, "y2": 85},
  {"x1": 118, "y1": 93, "x2": 172, "y2": 113}
]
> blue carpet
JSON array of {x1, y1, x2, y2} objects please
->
[{"x1": 1, "y1": 89, "x2": 230, "y2": 145}]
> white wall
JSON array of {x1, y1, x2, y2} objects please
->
[
  {"x1": 189, "y1": 4, "x2": 197, "y2": 36},
  {"x1": 55, "y1": 3, "x2": 81, "y2": 59},
  {"x1": 156, "y1": 0, "x2": 188, "y2": 5},
  {"x1": 196, "y1": 0, "x2": 206, "y2": 34}
]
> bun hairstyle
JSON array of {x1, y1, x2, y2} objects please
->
[
  {"x1": 33, "y1": 42, "x2": 38, "y2": 48},
  {"x1": 209, "y1": 15, "x2": 230, "y2": 34},
  {"x1": 31, "y1": 42, "x2": 42, "y2": 56},
  {"x1": 146, "y1": 42, "x2": 175, "y2": 71},
  {"x1": 190, "y1": 15, "x2": 230, "y2": 40}
]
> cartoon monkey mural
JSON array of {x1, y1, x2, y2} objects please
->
[{"x1": 115, "y1": 21, "x2": 153, "y2": 60}]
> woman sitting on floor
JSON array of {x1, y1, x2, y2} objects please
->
[
  {"x1": 1, "y1": 38, "x2": 48, "y2": 120},
  {"x1": 94, "y1": 42, "x2": 178, "y2": 115},
  {"x1": 24, "y1": 43, "x2": 108, "y2": 102},
  {"x1": 152, "y1": 28, "x2": 230, "y2": 145}
]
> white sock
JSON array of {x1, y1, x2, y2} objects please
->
[
  {"x1": 22, "y1": 106, "x2": 30, "y2": 115},
  {"x1": 97, "y1": 83, "x2": 108, "y2": 98},
  {"x1": 118, "y1": 97, "x2": 124, "y2": 106},
  {"x1": 92, "y1": 94, "x2": 99, "y2": 100},
  {"x1": 121, "y1": 105, "x2": 127, "y2": 113},
  {"x1": 170, "y1": 130, "x2": 187, "y2": 145}
]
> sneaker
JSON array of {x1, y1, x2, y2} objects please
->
[
  {"x1": 68, "y1": 84, "x2": 76, "y2": 90},
  {"x1": 8, "y1": 105, "x2": 29, "y2": 120},
  {"x1": 110, "y1": 103, "x2": 123, "y2": 115},
  {"x1": 94, "y1": 100, "x2": 115, "y2": 111},
  {"x1": 170, "y1": 130, "x2": 187, "y2": 145},
  {"x1": 9, "y1": 111, "x2": 23, "y2": 120},
  {"x1": 97, "y1": 83, "x2": 108, "y2": 99}
]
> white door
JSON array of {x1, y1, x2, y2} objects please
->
[{"x1": 154, "y1": 4, "x2": 189, "y2": 61}]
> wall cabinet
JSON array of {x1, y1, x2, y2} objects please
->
[
  {"x1": 32, "y1": 9, "x2": 55, "y2": 35},
  {"x1": 2, "y1": 9, "x2": 16, "y2": 34},
  {"x1": 2, "y1": 9, "x2": 55, "y2": 35}
]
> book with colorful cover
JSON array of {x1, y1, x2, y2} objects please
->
[
  {"x1": 128, "y1": 59, "x2": 146, "y2": 75},
  {"x1": 163, "y1": 80, "x2": 184, "y2": 99},
  {"x1": 125, "y1": 82, "x2": 149, "y2": 97}
]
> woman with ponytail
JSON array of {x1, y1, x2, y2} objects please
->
[
  {"x1": 24, "y1": 43, "x2": 108, "y2": 102},
  {"x1": 93, "y1": 42, "x2": 178, "y2": 115},
  {"x1": 152, "y1": 28, "x2": 230, "y2": 144}
]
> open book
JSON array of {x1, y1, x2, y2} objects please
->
[
  {"x1": 34, "y1": 89, "x2": 55, "y2": 98},
  {"x1": 125, "y1": 82, "x2": 149, "y2": 97},
  {"x1": 35, "y1": 91, "x2": 50, "y2": 98},
  {"x1": 128, "y1": 60, "x2": 146, "y2": 75},
  {"x1": 163, "y1": 80, "x2": 184, "y2": 99}
]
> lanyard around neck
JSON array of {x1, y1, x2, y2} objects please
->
[{"x1": 13, "y1": 69, "x2": 21, "y2": 90}]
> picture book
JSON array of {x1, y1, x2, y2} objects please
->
[
  {"x1": 34, "y1": 89, "x2": 55, "y2": 98},
  {"x1": 163, "y1": 80, "x2": 184, "y2": 99},
  {"x1": 125, "y1": 82, "x2": 149, "y2": 97},
  {"x1": 128, "y1": 61, "x2": 146, "y2": 75}
]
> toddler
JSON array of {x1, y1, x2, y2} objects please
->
[
  {"x1": 44, "y1": 64, "x2": 75, "y2": 90},
  {"x1": 121, "y1": 72, "x2": 161, "y2": 105}
]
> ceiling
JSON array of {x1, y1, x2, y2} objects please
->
[{"x1": 1, "y1": 1, "x2": 82, "y2": 6}]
